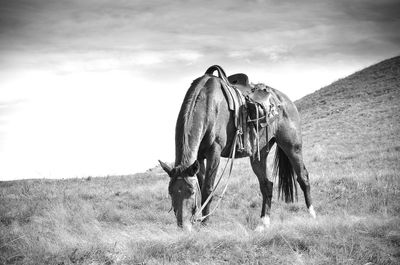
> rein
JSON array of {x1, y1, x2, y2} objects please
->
[{"x1": 190, "y1": 129, "x2": 241, "y2": 223}]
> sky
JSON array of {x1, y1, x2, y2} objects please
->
[{"x1": 0, "y1": 0, "x2": 399, "y2": 180}]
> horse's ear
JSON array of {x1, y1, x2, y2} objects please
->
[
  {"x1": 186, "y1": 160, "x2": 200, "y2": 176},
  {"x1": 158, "y1": 160, "x2": 172, "y2": 176}
]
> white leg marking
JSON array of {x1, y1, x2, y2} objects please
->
[
  {"x1": 183, "y1": 222, "x2": 193, "y2": 233},
  {"x1": 255, "y1": 216, "x2": 270, "y2": 232},
  {"x1": 308, "y1": 205, "x2": 316, "y2": 219}
]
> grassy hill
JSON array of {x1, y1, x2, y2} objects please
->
[
  {"x1": 1, "y1": 57, "x2": 400, "y2": 264},
  {"x1": 297, "y1": 55, "x2": 400, "y2": 174}
]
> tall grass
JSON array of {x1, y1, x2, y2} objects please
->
[{"x1": 1, "y1": 154, "x2": 399, "y2": 264}]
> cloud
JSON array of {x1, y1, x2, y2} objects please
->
[
  {"x1": 229, "y1": 45, "x2": 291, "y2": 63},
  {"x1": 1, "y1": 0, "x2": 399, "y2": 74},
  {"x1": 0, "y1": 0, "x2": 398, "y2": 84},
  {"x1": 335, "y1": 0, "x2": 400, "y2": 22}
]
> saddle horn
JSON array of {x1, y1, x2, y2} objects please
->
[{"x1": 205, "y1": 65, "x2": 229, "y2": 83}]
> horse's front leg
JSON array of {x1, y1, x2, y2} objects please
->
[
  {"x1": 201, "y1": 144, "x2": 221, "y2": 224},
  {"x1": 250, "y1": 148, "x2": 273, "y2": 232},
  {"x1": 196, "y1": 158, "x2": 206, "y2": 190}
]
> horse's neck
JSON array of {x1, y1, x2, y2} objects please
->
[
  {"x1": 175, "y1": 143, "x2": 199, "y2": 168},
  {"x1": 174, "y1": 87, "x2": 208, "y2": 167}
]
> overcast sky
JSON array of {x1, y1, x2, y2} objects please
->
[{"x1": 1, "y1": 0, "x2": 399, "y2": 180}]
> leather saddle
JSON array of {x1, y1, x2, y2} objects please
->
[
  {"x1": 228, "y1": 73, "x2": 280, "y2": 128},
  {"x1": 205, "y1": 65, "x2": 281, "y2": 157}
]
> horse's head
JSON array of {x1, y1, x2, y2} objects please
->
[{"x1": 158, "y1": 160, "x2": 200, "y2": 231}]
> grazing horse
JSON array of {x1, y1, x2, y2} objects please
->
[{"x1": 159, "y1": 67, "x2": 316, "y2": 231}]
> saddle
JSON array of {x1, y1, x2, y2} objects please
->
[
  {"x1": 228, "y1": 74, "x2": 280, "y2": 126},
  {"x1": 205, "y1": 65, "x2": 281, "y2": 159}
]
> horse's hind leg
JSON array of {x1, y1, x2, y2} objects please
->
[
  {"x1": 250, "y1": 147, "x2": 273, "y2": 231},
  {"x1": 283, "y1": 144, "x2": 316, "y2": 218}
]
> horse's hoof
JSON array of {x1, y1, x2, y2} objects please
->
[
  {"x1": 308, "y1": 205, "x2": 317, "y2": 219},
  {"x1": 255, "y1": 225, "x2": 266, "y2": 232},
  {"x1": 255, "y1": 216, "x2": 270, "y2": 232}
]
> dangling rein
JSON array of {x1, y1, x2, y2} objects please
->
[{"x1": 190, "y1": 129, "x2": 241, "y2": 223}]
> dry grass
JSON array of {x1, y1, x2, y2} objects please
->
[
  {"x1": 1, "y1": 168, "x2": 399, "y2": 264},
  {"x1": 1, "y1": 56, "x2": 400, "y2": 264}
]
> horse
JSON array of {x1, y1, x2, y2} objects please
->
[{"x1": 159, "y1": 66, "x2": 316, "y2": 231}]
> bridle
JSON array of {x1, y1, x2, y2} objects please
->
[
  {"x1": 171, "y1": 175, "x2": 202, "y2": 215},
  {"x1": 168, "y1": 130, "x2": 240, "y2": 224}
]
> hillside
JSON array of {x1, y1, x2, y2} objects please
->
[
  {"x1": 1, "y1": 57, "x2": 400, "y2": 265},
  {"x1": 296, "y1": 56, "x2": 400, "y2": 183}
]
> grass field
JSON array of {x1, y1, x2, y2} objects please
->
[{"x1": 1, "y1": 57, "x2": 400, "y2": 264}]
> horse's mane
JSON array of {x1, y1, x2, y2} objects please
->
[{"x1": 175, "y1": 75, "x2": 209, "y2": 166}]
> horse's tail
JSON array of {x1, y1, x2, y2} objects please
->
[{"x1": 272, "y1": 146, "x2": 298, "y2": 203}]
